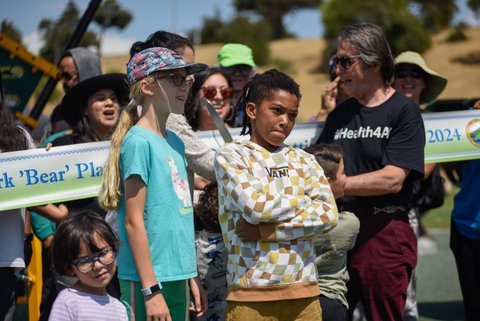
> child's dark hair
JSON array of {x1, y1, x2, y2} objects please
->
[
  {"x1": 130, "y1": 30, "x2": 193, "y2": 57},
  {"x1": 51, "y1": 210, "x2": 119, "y2": 275},
  {"x1": 0, "y1": 71, "x2": 29, "y2": 152},
  {"x1": 238, "y1": 69, "x2": 301, "y2": 135},
  {"x1": 195, "y1": 182, "x2": 221, "y2": 233},
  {"x1": 304, "y1": 144, "x2": 344, "y2": 180}
]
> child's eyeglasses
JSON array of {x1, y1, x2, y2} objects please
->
[
  {"x1": 56, "y1": 71, "x2": 78, "y2": 81},
  {"x1": 332, "y1": 55, "x2": 361, "y2": 70},
  {"x1": 156, "y1": 73, "x2": 193, "y2": 87},
  {"x1": 222, "y1": 65, "x2": 253, "y2": 77},
  {"x1": 201, "y1": 86, "x2": 233, "y2": 100},
  {"x1": 71, "y1": 248, "x2": 116, "y2": 273},
  {"x1": 395, "y1": 69, "x2": 424, "y2": 79}
]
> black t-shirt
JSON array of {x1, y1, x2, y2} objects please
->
[{"x1": 318, "y1": 91, "x2": 425, "y2": 208}]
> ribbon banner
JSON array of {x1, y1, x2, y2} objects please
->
[
  {"x1": 0, "y1": 142, "x2": 110, "y2": 211},
  {"x1": 1, "y1": 110, "x2": 480, "y2": 211}
]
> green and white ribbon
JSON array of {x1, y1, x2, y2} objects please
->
[
  {"x1": 1, "y1": 110, "x2": 479, "y2": 211},
  {"x1": 1, "y1": 142, "x2": 109, "y2": 211}
]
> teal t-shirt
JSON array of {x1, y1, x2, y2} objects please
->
[{"x1": 117, "y1": 126, "x2": 196, "y2": 282}]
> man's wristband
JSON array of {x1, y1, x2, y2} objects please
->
[{"x1": 141, "y1": 282, "x2": 162, "y2": 297}]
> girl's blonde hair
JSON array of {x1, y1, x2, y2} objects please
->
[{"x1": 98, "y1": 76, "x2": 155, "y2": 210}]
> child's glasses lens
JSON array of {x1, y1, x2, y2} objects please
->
[
  {"x1": 395, "y1": 69, "x2": 424, "y2": 79},
  {"x1": 202, "y1": 86, "x2": 233, "y2": 100},
  {"x1": 72, "y1": 248, "x2": 116, "y2": 273}
]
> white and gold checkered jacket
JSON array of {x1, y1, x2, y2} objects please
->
[{"x1": 214, "y1": 139, "x2": 338, "y2": 302}]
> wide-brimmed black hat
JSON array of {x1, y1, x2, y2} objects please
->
[{"x1": 59, "y1": 73, "x2": 130, "y2": 126}]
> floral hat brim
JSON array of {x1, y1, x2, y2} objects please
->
[{"x1": 127, "y1": 47, "x2": 208, "y2": 84}]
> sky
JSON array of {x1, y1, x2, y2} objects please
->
[{"x1": 1, "y1": 0, "x2": 478, "y2": 56}]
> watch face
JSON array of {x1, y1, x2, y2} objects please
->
[
  {"x1": 150, "y1": 284, "x2": 160, "y2": 293},
  {"x1": 142, "y1": 283, "x2": 161, "y2": 296}
]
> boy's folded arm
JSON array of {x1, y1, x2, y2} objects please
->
[
  {"x1": 257, "y1": 198, "x2": 338, "y2": 241},
  {"x1": 257, "y1": 158, "x2": 339, "y2": 241},
  {"x1": 215, "y1": 151, "x2": 309, "y2": 224}
]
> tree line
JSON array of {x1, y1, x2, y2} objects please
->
[{"x1": 1, "y1": 0, "x2": 478, "y2": 69}]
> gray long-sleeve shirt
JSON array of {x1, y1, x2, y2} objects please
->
[{"x1": 166, "y1": 113, "x2": 216, "y2": 197}]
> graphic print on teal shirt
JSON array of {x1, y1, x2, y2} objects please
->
[{"x1": 165, "y1": 155, "x2": 192, "y2": 213}]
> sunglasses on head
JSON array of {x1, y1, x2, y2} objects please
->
[
  {"x1": 332, "y1": 55, "x2": 361, "y2": 70},
  {"x1": 223, "y1": 65, "x2": 253, "y2": 77},
  {"x1": 201, "y1": 86, "x2": 233, "y2": 100},
  {"x1": 156, "y1": 73, "x2": 192, "y2": 87},
  {"x1": 395, "y1": 69, "x2": 424, "y2": 79},
  {"x1": 57, "y1": 70, "x2": 78, "y2": 81}
]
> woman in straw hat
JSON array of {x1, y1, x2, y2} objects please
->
[
  {"x1": 394, "y1": 51, "x2": 447, "y2": 108},
  {"x1": 393, "y1": 51, "x2": 448, "y2": 241},
  {"x1": 393, "y1": 51, "x2": 448, "y2": 321}
]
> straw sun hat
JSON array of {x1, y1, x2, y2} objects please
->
[{"x1": 395, "y1": 51, "x2": 448, "y2": 104}]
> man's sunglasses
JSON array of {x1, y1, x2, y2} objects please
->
[
  {"x1": 332, "y1": 55, "x2": 361, "y2": 70},
  {"x1": 395, "y1": 69, "x2": 424, "y2": 80},
  {"x1": 223, "y1": 65, "x2": 253, "y2": 77},
  {"x1": 201, "y1": 86, "x2": 233, "y2": 100},
  {"x1": 56, "y1": 71, "x2": 78, "y2": 81},
  {"x1": 156, "y1": 73, "x2": 192, "y2": 87}
]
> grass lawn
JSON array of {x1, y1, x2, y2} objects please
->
[{"x1": 421, "y1": 185, "x2": 459, "y2": 229}]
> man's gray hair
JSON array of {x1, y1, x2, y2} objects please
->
[{"x1": 338, "y1": 23, "x2": 395, "y2": 87}]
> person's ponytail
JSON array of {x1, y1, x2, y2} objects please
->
[{"x1": 99, "y1": 85, "x2": 142, "y2": 210}]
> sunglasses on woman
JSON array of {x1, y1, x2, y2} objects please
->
[
  {"x1": 395, "y1": 69, "x2": 424, "y2": 79},
  {"x1": 332, "y1": 55, "x2": 361, "y2": 70},
  {"x1": 201, "y1": 86, "x2": 233, "y2": 100},
  {"x1": 156, "y1": 73, "x2": 193, "y2": 87},
  {"x1": 56, "y1": 70, "x2": 78, "y2": 81}
]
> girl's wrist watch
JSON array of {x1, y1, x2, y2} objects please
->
[{"x1": 141, "y1": 282, "x2": 162, "y2": 297}]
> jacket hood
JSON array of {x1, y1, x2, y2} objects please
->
[{"x1": 67, "y1": 47, "x2": 102, "y2": 82}]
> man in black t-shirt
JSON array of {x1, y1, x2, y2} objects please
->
[{"x1": 318, "y1": 23, "x2": 425, "y2": 321}]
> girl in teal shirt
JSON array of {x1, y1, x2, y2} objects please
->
[{"x1": 99, "y1": 47, "x2": 208, "y2": 321}]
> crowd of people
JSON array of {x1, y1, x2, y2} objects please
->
[{"x1": 0, "y1": 21, "x2": 479, "y2": 321}]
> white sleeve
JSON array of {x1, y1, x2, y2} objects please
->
[{"x1": 18, "y1": 126, "x2": 36, "y2": 149}]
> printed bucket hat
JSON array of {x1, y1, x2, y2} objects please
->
[{"x1": 127, "y1": 47, "x2": 208, "y2": 84}]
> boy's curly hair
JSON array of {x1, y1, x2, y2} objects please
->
[{"x1": 195, "y1": 182, "x2": 221, "y2": 233}]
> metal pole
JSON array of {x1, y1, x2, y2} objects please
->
[{"x1": 29, "y1": 0, "x2": 102, "y2": 121}]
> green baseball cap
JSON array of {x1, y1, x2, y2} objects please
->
[
  {"x1": 395, "y1": 51, "x2": 447, "y2": 104},
  {"x1": 218, "y1": 43, "x2": 256, "y2": 68}
]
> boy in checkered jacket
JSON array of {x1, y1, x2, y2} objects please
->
[{"x1": 214, "y1": 69, "x2": 338, "y2": 321}]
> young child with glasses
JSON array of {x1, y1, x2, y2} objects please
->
[
  {"x1": 99, "y1": 47, "x2": 208, "y2": 321},
  {"x1": 49, "y1": 210, "x2": 127, "y2": 321},
  {"x1": 215, "y1": 69, "x2": 338, "y2": 320}
]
